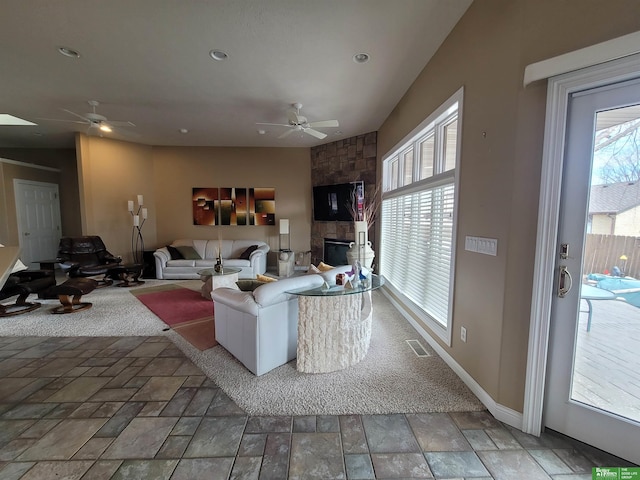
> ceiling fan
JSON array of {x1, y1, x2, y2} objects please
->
[
  {"x1": 38, "y1": 100, "x2": 136, "y2": 135},
  {"x1": 257, "y1": 103, "x2": 339, "y2": 139}
]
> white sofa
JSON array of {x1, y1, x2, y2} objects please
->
[
  {"x1": 154, "y1": 239, "x2": 269, "y2": 280},
  {"x1": 211, "y1": 265, "x2": 352, "y2": 376}
]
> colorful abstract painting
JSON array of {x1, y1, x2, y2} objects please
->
[
  {"x1": 219, "y1": 187, "x2": 248, "y2": 225},
  {"x1": 249, "y1": 188, "x2": 275, "y2": 225},
  {"x1": 193, "y1": 187, "x2": 273, "y2": 226},
  {"x1": 192, "y1": 188, "x2": 219, "y2": 225}
]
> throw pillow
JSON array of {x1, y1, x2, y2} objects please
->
[
  {"x1": 256, "y1": 274, "x2": 278, "y2": 283},
  {"x1": 175, "y1": 245, "x2": 201, "y2": 260},
  {"x1": 236, "y1": 280, "x2": 266, "y2": 291},
  {"x1": 166, "y1": 245, "x2": 184, "y2": 260},
  {"x1": 239, "y1": 245, "x2": 258, "y2": 260},
  {"x1": 318, "y1": 262, "x2": 334, "y2": 272},
  {"x1": 307, "y1": 264, "x2": 321, "y2": 274}
]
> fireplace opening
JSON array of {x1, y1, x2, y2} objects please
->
[{"x1": 324, "y1": 238, "x2": 351, "y2": 266}]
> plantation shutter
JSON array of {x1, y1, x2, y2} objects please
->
[{"x1": 380, "y1": 180, "x2": 455, "y2": 328}]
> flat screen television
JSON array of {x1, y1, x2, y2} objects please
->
[{"x1": 312, "y1": 181, "x2": 363, "y2": 221}]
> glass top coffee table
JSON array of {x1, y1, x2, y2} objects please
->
[
  {"x1": 197, "y1": 267, "x2": 242, "y2": 300},
  {"x1": 287, "y1": 274, "x2": 384, "y2": 296},
  {"x1": 287, "y1": 274, "x2": 384, "y2": 373}
]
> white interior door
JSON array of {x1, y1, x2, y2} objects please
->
[
  {"x1": 13, "y1": 179, "x2": 61, "y2": 267},
  {"x1": 544, "y1": 78, "x2": 640, "y2": 464}
]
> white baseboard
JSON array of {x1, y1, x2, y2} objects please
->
[{"x1": 381, "y1": 289, "x2": 524, "y2": 431}]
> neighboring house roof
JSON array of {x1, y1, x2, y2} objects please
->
[{"x1": 589, "y1": 181, "x2": 640, "y2": 215}]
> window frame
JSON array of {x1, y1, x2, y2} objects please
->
[{"x1": 380, "y1": 87, "x2": 463, "y2": 346}]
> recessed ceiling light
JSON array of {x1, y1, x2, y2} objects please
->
[
  {"x1": 179, "y1": 128, "x2": 189, "y2": 134},
  {"x1": 0, "y1": 114, "x2": 36, "y2": 126},
  {"x1": 209, "y1": 50, "x2": 228, "y2": 61},
  {"x1": 353, "y1": 53, "x2": 370, "y2": 64},
  {"x1": 257, "y1": 129, "x2": 266, "y2": 135},
  {"x1": 58, "y1": 46, "x2": 80, "y2": 58}
]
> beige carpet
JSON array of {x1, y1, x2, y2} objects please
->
[
  {"x1": 0, "y1": 280, "x2": 484, "y2": 415},
  {"x1": 171, "y1": 290, "x2": 486, "y2": 415}
]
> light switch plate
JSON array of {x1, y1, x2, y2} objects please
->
[{"x1": 465, "y1": 236, "x2": 498, "y2": 256}]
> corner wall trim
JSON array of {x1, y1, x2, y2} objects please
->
[
  {"x1": 381, "y1": 288, "x2": 524, "y2": 431},
  {"x1": 524, "y1": 30, "x2": 640, "y2": 87}
]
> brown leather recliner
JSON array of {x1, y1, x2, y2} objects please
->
[
  {"x1": 0, "y1": 269, "x2": 56, "y2": 316},
  {"x1": 56, "y1": 236, "x2": 122, "y2": 287}
]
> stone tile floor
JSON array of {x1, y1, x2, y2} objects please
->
[{"x1": 0, "y1": 336, "x2": 635, "y2": 479}]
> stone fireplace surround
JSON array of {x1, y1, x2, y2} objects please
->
[{"x1": 310, "y1": 132, "x2": 377, "y2": 267}]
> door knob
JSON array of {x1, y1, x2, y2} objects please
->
[{"x1": 558, "y1": 265, "x2": 572, "y2": 298}]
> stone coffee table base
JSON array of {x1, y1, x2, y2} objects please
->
[{"x1": 296, "y1": 291, "x2": 372, "y2": 373}]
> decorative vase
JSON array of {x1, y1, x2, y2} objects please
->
[
  {"x1": 346, "y1": 241, "x2": 375, "y2": 269},
  {"x1": 346, "y1": 220, "x2": 375, "y2": 269}
]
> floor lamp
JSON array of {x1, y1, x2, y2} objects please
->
[{"x1": 127, "y1": 195, "x2": 147, "y2": 265}]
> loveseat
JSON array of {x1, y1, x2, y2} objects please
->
[
  {"x1": 154, "y1": 239, "x2": 269, "y2": 280},
  {"x1": 211, "y1": 265, "x2": 352, "y2": 375}
]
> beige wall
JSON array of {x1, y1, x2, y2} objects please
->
[
  {"x1": 75, "y1": 138, "x2": 311, "y2": 264},
  {"x1": 76, "y1": 134, "x2": 155, "y2": 263},
  {"x1": 377, "y1": 0, "x2": 640, "y2": 412},
  {"x1": 152, "y1": 146, "x2": 311, "y2": 261}
]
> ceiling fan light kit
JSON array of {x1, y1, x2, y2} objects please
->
[
  {"x1": 37, "y1": 100, "x2": 136, "y2": 138},
  {"x1": 256, "y1": 103, "x2": 339, "y2": 140}
]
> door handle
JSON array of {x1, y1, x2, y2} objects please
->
[
  {"x1": 24, "y1": 232, "x2": 30, "y2": 236},
  {"x1": 558, "y1": 265, "x2": 572, "y2": 298}
]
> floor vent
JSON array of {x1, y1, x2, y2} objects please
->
[{"x1": 406, "y1": 339, "x2": 430, "y2": 357}]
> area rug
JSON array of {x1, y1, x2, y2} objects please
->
[{"x1": 133, "y1": 285, "x2": 217, "y2": 350}]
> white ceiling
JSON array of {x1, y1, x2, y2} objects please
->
[{"x1": 0, "y1": 0, "x2": 472, "y2": 149}]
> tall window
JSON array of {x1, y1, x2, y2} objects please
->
[{"x1": 380, "y1": 88, "x2": 462, "y2": 344}]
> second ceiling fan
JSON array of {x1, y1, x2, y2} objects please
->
[{"x1": 257, "y1": 103, "x2": 339, "y2": 139}]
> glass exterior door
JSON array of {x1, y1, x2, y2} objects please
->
[{"x1": 544, "y1": 78, "x2": 640, "y2": 464}]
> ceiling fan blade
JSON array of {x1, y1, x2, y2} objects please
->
[
  {"x1": 36, "y1": 117, "x2": 88, "y2": 125},
  {"x1": 111, "y1": 126, "x2": 141, "y2": 138},
  {"x1": 62, "y1": 109, "x2": 91, "y2": 122},
  {"x1": 107, "y1": 120, "x2": 136, "y2": 127},
  {"x1": 308, "y1": 120, "x2": 339, "y2": 128},
  {"x1": 304, "y1": 128, "x2": 327, "y2": 140},
  {"x1": 256, "y1": 122, "x2": 291, "y2": 127},
  {"x1": 278, "y1": 129, "x2": 296, "y2": 139}
]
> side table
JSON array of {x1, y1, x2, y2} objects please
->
[
  {"x1": 198, "y1": 267, "x2": 242, "y2": 300},
  {"x1": 278, "y1": 250, "x2": 295, "y2": 278},
  {"x1": 288, "y1": 275, "x2": 384, "y2": 373}
]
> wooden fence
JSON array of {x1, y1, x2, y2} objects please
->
[{"x1": 584, "y1": 234, "x2": 640, "y2": 278}]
